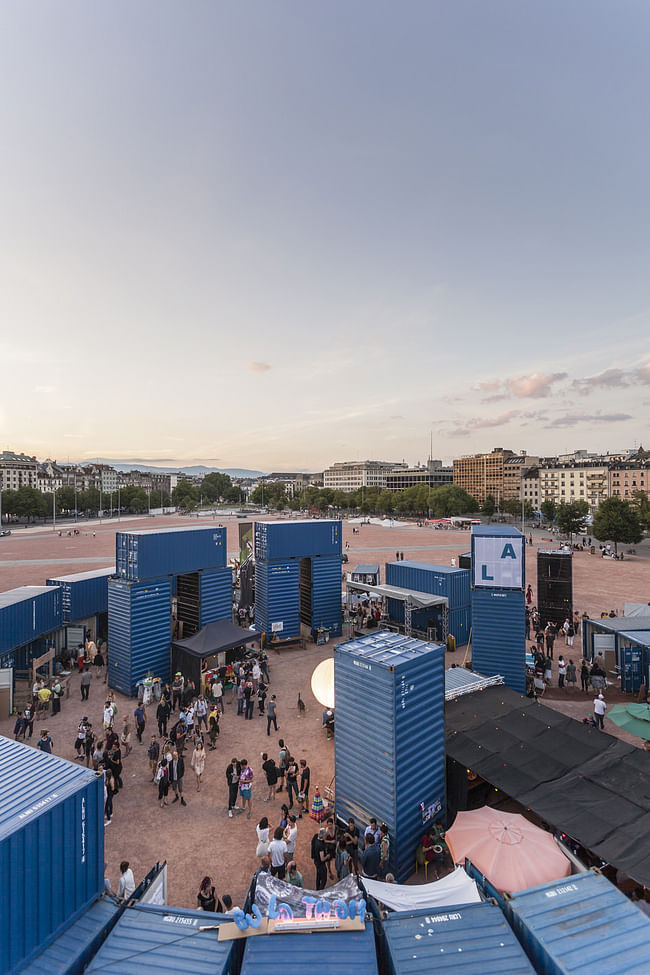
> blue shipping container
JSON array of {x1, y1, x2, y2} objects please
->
[
  {"x1": 254, "y1": 519, "x2": 341, "y2": 561},
  {"x1": 115, "y1": 526, "x2": 226, "y2": 581},
  {"x1": 18, "y1": 895, "x2": 121, "y2": 975},
  {"x1": 46, "y1": 567, "x2": 115, "y2": 623},
  {"x1": 86, "y1": 903, "x2": 233, "y2": 975},
  {"x1": 382, "y1": 903, "x2": 535, "y2": 975},
  {"x1": 334, "y1": 631, "x2": 446, "y2": 882},
  {"x1": 107, "y1": 578, "x2": 171, "y2": 695},
  {"x1": 386, "y1": 561, "x2": 471, "y2": 607},
  {"x1": 503, "y1": 870, "x2": 650, "y2": 975},
  {"x1": 240, "y1": 921, "x2": 378, "y2": 975},
  {"x1": 310, "y1": 554, "x2": 343, "y2": 636},
  {"x1": 471, "y1": 587, "x2": 526, "y2": 694},
  {"x1": 255, "y1": 560, "x2": 300, "y2": 638},
  {"x1": 0, "y1": 736, "x2": 104, "y2": 975},
  {"x1": 0, "y1": 586, "x2": 62, "y2": 653},
  {"x1": 198, "y1": 566, "x2": 232, "y2": 627},
  {"x1": 471, "y1": 525, "x2": 525, "y2": 591}
]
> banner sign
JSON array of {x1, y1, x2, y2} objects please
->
[{"x1": 473, "y1": 536, "x2": 524, "y2": 589}]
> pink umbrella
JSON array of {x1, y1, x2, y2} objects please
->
[{"x1": 446, "y1": 806, "x2": 571, "y2": 893}]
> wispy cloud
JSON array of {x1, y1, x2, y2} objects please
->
[
  {"x1": 572, "y1": 362, "x2": 650, "y2": 394},
  {"x1": 476, "y1": 372, "x2": 567, "y2": 401},
  {"x1": 247, "y1": 361, "x2": 271, "y2": 373},
  {"x1": 545, "y1": 411, "x2": 632, "y2": 428}
]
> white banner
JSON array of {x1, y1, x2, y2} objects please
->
[
  {"x1": 473, "y1": 536, "x2": 524, "y2": 589},
  {"x1": 363, "y1": 867, "x2": 480, "y2": 911}
]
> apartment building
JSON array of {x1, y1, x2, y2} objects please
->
[
  {"x1": 538, "y1": 462, "x2": 609, "y2": 512},
  {"x1": 0, "y1": 451, "x2": 38, "y2": 491},
  {"x1": 452, "y1": 447, "x2": 518, "y2": 505},
  {"x1": 323, "y1": 460, "x2": 407, "y2": 493},
  {"x1": 385, "y1": 460, "x2": 453, "y2": 492},
  {"x1": 503, "y1": 455, "x2": 540, "y2": 501},
  {"x1": 609, "y1": 461, "x2": 650, "y2": 501}
]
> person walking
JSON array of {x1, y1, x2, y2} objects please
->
[
  {"x1": 134, "y1": 703, "x2": 146, "y2": 744},
  {"x1": 266, "y1": 695, "x2": 278, "y2": 736},
  {"x1": 239, "y1": 758, "x2": 254, "y2": 819},
  {"x1": 593, "y1": 693, "x2": 607, "y2": 730},
  {"x1": 191, "y1": 740, "x2": 205, "y2": 792},
  {"x1": 147, "y1": 735, "x2": 160, "y2": 781},
  {"x1": 226, "y1": 758, "x2": 241, "y2": 818},
  {"x1": 169, "y1": 750, "x2": 187, "y2": 805},
  {"x1": 80, "y1": 666, "x2": 92, "y2": 701}
]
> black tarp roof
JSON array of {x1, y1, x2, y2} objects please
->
[
  {"x1": 446, "y1": 686, "x2": 650, "y2": 886},
  {"x1": 172, "y1": 619, "x2": 260, "y2": 659}
]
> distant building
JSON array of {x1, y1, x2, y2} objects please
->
[
  {"x1": 503, "y1": 455, "x2": 540, "y2": 501},
  {"x1": 0, "y1": 450, "x2": 38, "y2": 492},
  {"x1": 323, "y1": 460, "x2": 408, "y2": 493},
  {"x1": 263, "y1": 472, "x2": 323, "y2": 497},
  {"x1": 384, "y1": 460, "x2": 453, "y2": 492},
  {"x1": 537, "y1": 461, "x2": 609, "y2": 512},
  {"x1": 452, "y1": 448, "x2": 517, "y2": 505}
]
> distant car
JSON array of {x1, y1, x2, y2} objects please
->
[
  {"x1": 342, "y1": 552, "x2": 348, "y2": 563},
  {"x1": 0, "y1": 529, "x2": 11, "y2": 536}
]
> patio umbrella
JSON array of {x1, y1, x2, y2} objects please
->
[
  {"x1": 446, "y1": 806, "x2": 571, "y2": 893},
  {"x1": 608, "y1": 703, "x2": 650, "y2": 740}
]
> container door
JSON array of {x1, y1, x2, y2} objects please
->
[
  {"x1": 621, "y1": 646, "x2": 643, "y2": 694},
  {"x1": 593, "y1": 632, "x2": 615, "y2": 667},
  {"x1": 177, "y1": 572, "x2": 200, "y2": 637},
  {"x1": 299, "y1": 557, "x2": 312, "y2": 626},
  {"x1": 66, "y1": 624, "x2": 86, "y2": 650}
]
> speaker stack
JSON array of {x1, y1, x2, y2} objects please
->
[{"x1": 537, "y1": 549, "x2": 573, "y2": 627}]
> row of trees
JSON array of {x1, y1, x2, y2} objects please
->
[
  {"x1": 0, "y1": 485, "x2": 172, "y2": 521},
  {"x1": 248, "y1": 483, "x2": 480, "y2": 517},
  {"x1": 171, "y1": 472, "x2": 244, "y2": 510}
]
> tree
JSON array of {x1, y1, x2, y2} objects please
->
[
  {"x1": 12, "y1": 487, "x2": 48, "y2": 522},
  {"x1": 249, "y1": 482, "x2": 286, "y2": 509},
  {"x1": 555, "y1": 500, "x2": 589, "y2": 542},
  {"x1": 57, "y1": 487, "x2": 76, "y2": 512},
  {"x1": 481, "y1": 494, "x2": 495, "y2": 517},
  {"x1": 540, "y1": 499, "x2": 557, "y2": 523},
  {"x1": 592, "y1": 497, "x2": 644, "y2": 554},
  {"x1": 172, "y1": 478, "x2": 200, "y2": 509},
  {"x1": 201, "y1": 472, "x2": 234, "y2": 502},
  {"x1": 630, "y1": 490, "x2": 650, "y2": 531}
]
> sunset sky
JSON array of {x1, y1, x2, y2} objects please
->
[{"x1": 1, "y1": 2, "x2": 649, "y2": 471}]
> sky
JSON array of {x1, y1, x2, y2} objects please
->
[{"x1": 1, "y1": 1, "x2": 649, "y2": 471}]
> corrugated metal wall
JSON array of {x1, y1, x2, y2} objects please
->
[
  {"x1": 386, "y1": 562, "x2": 471, "y2": 607},
  {"x1": 116, "y1": 526, "x2": 226, "y2": 581},
  {"x1": 255, "y1": 560, "x2": 300, "y2": 637},
  {"x1": 503, "y1": 871, "x2": 650, "y2": 975},
  {"x1": 0, "y1": 736, "x2": 104, "y2": 975},
  {"x1": 240, "y1": 922, "x2": 378, "y2": 975},
  {"x1": 18, "y1": 896, "x2": 121, "y2": 975},
  {"x1": 334, "y1": 633, "x2": 446, "y2": 882},
  {"x1": 254, "y1": 519, "x2": 342, "y2": 560},
  {"x1": 198, "y1": 567, "x2": 232, "y2": 627},
  {"x1": 310, "y1": 555, "x2": 342, "y2": 636},
  {"x1": 46, "y1": 569, "x2": 114, "y2": 623},
  {"x1": 107, "y1": 579, "x2": 172, "y2": 695},
  {"x1": 471, "y1": 588, "x2": 526, "y2": 693},
  {"x1": 0, "y1": 587, "x2": 62, "y2": 654}
]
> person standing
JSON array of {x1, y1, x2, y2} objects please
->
[
  {"x1": 117, "y1": 861, "x2": 135, "y2": 901},
  {"x1": 38, "y1": 729, "x2": 54, "y2": 753},
  {"x1": 566, "y1": 659, "x2": 577, "y2": 691},
  {"x1": 311, "y1": 827, "x2": 328, "y2": 890},
  {"x1": 286, "y1": 755, "x2": 299, "y2": 809},
  {"x1": 195, "y1": 696, "x2": 208, "y2": 733},
  {"x1": 51, "y1": 678, "x2": 63, "y2": 716},
  {"x1": 286, "y1": 861, "x2": 304, "y2": 888},
  {"x1": 134, "y1": 703, "x2": 146, "y2": 744},
  {"x1": 226, "y1": 758, "x2": 241, "y2": 818},
  {"x1": 266, "y1": 695, "x2": 278, "y2": 736},
  {"x1": 526, "y1": 584, "x2": 533, "y2": 605},
  {"x1": 169, "y1": 750, "x2": 187, "y2": 805},
  {"x1": 157, "y1": 697, "x2": 170, "y2": 738},
  {"x1": 557, "y1": 656, "x2": 567, "y2": 690},
  {"x1": 580, "y1": 659, "x2": 590, "y2": 694},
  {"x1": 236, "y1": 680, "x2": 245, "y2": 716},
  {"x1": 379, "y1": 824, "x2": 391, "y2": 878},
  {"x1": 212, "y1": 677, "x2": 224, "y2": 715},
  {"x1": 593, "y1": 693, "x2": 607, "y2": 730},
  {"x1": 239, "y1": 758, "x2": 254, "y2": 819},
  {"x1": 298, "y1": 759, "x2": 310, "y2": 818},
  {"x1": 147, "y1": 735, "x2": 160, "y2": 781},
  {"x1": 284, "y1": 814, "x2": 298, "y2": 860},
  {"x1": 262, "y1": 752, "x2": 278, "y2": 801},
  {"x1": 80, "y1": 666, "x2": 92, "y2": 700},
  {"x1": 544, "y1": 623, "x2": 555, "y2": 661},
  {"x1": 171, "y1": 673, "x2": 184, "y2": 712},
  {"x1": 191, "y1": 740, "x2": 205, "y2": 792},
  {"x1": 120, "y1": 721, "x2": 132, "y2": 757},
  {"x1": 156, "y1": 757, "x2": 170, "y2": 807},
  {"x1": 268, "y1": 826, "x2": 288, "y2": 879},
  {"x1": 360, "y1": 835, "x2": 381, "y2": 879},
  {"x1": 23, "y1": 704, "x2": 34, "y2": 739},
  {"x1": 276, "y1": 739, "x2": 288, "y2": 792},
  {"x1": 244, "y1": 679, "x2": 255, "y2": 720}
]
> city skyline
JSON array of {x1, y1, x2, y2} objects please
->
[{"x1": 1, "y1": 3, "x2": 649, "y2": 468}]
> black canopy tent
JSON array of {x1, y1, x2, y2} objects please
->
[
  {"x1": 172, "y1": 619, "x2": 261, "y2": 690},
  {"x1": 446, "y1": 685, "x2": 650, "y2": 888}
]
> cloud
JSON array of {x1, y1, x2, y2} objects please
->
[
  {"x1": 545, "y1": 411, "x2": 632, "y2": 428},
  {"x1": 572, "y1": 362, "x2": 650, "y2": 394},
  {"x1": 390, "y1": 415, "x2": 405, "y2": 421},
  {"x1": 247, "y1": 361, "x2": 271, "y2": 373},
  {"x1": 476, "y1": 372, "x2": 567, "y2": 401},
  {"x1": 445, "y1": 410, "x2": 522, "y2": 437}
]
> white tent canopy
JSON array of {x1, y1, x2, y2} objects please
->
[
  {"x1": 363, "y1": 866, "x2": 481, "y2": 912},
  {"x1": 346, "y1": 580, "x2": 448, "y2": 609}
]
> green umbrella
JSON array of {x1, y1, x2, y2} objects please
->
[{"x1": 608, "y1": 703, "x2": 650, "y2": 740}]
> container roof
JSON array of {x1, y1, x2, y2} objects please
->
[
  {"x1": 382, "y1": 902, "x2": 535, "y2": 975},
  {"x1": 472, "y1": 525, "x2": 524, "y2": 537},
  {"x1": 0, "y1": 736, "x2": 99, "y2": 841},
  {"x1": 85, "y1": 903, "x2": 232, "y2": 975},
  {"x1": 0, "y1": 586, "x2": 56, "y2": 608},
  {"x1": 620, "y1": 630, "x2": 650, "y2": 647},
  {"x1": 257, "y1": 518, "x2": 339, "y2": 526},
  {"x1": 46, "y1": 567, "x2": 115, "y2": 583},
  {"x1": 585, "y1": 616, "x2": 650, "y2": 634},
  {"x1": 18, "y1": 895, "x2": 120, "y2": 975},
  {"x1": 352, "y1": 564, "x2": 380, "y2": 575},
  {"x1": 392, "y1": 561, "x2": 467, "y2": 574},
  {"x1": 335, "y1": 630, "x2": 444, "y2": 667},
  {"x1": 445, "y1": 668, "x2": 504, "y2": 700},
  {"x1": 240, "y1": 921, "x2": 378, "y2": 975},
  {"x1": 537, "y1": 548, "x2": 572, "y2": 556},
  {"x1": 346, "y1": 581, "x2": 448, "y2": 608},
  {"x1": 116, "y1": 525, "x2": 224, "y2": 536}
]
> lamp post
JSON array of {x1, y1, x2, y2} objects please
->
[
  {"x1": 53, "y1": 485, "x2": 56, "y2": 533},
  {"x1": 118, "y1": 484, "x2": 121, "y2": 521},
  {"x1": 74, "y1": 473, "x2": 78, "y2": 523}
]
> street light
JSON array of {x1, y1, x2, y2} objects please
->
[{"x1": 53, "y1": 485, "x2": 56, "y2": 533}]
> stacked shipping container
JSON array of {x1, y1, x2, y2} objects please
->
[
  {"x1": 107, "y1": 578, "x2": 172, "y2": 695},
  {"x1": 0, "y1": 586, "x2": 62, "y2": 669},
  {"x1": 385, "y1": 562, "x2": 471, "y2": 646},
  {"x1": 46, "y1": 567, "x2": 115, "y2": 623}
]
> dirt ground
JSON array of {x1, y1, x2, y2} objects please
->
[{"x1": 2, "y1": 513, "x2": 650, "y2": 907}]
